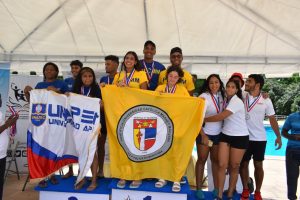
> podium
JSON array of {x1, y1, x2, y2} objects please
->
[
  {"x1": 109, "y1": 177, "x2": 191, "y2": 200},
  {"x1": 35, "y1": 176, "x2": 110, "y2": 200}
]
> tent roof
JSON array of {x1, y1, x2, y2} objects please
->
[{"x1": 1, "y1": 0, "x2": 300, "y2": 77}]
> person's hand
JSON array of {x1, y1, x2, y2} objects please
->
[
  {"x1": 47, "y1": 86, "x2": 58, "y2": 92},
  {"x1": 262, "y1": 92, "x2": 269, "y2": 99},
  {"x1": 117, "y1": 82, "x2": 126, "y2": 87},
  {"x1": 100, "y1": 82, "x2": 106, "y2": 87},
  {"x1": 24, "y1": 86, "x2": 33, "y2": 95},
  {"x1": 5, "y1": 115, "x2": 19, "y2": 128},
  {"x1": 65, "y1": 92, "x2": 70, "y2": 97},
  {"x1": 275, "y1": 136, "x2": 282, "y2": 150}
]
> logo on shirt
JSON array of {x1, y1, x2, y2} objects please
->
[
  {"x1": 117, "y1": 105, "x2": 173, "y2": 162},
  {"x1": 31, "y1": 103, "x2": 47, "y2": 126}
]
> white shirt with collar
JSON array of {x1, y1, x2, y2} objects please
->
[{"x1": 244, "y1": 92, "x2": 275, "y2": 141}]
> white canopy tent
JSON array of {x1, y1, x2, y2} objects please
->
[{"x1": 0, "y1": 0, "x2": 300, "y2": 78}]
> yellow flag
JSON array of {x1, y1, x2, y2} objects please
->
[{"x1": 102, "y1": 85, "x2": 205, "y2": 182}]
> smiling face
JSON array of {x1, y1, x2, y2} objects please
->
[
  {"x1": 81, "y1": 71, "x2": 94, "y2": 87},
  {"x1": 208, "y1": 76, "x2": 220, "y2": 94},
  {"x1": 170, "y1": 52, "x2": 183, "y2": 67},
  {"x1": 71, "y1": 65, "x2": 81, "y2": 78},
  {"x1": 245, "y1": 77, "x2": 258, "y2": 92},
  {"x1": 143, "y1": 44, "x2": 156, "y2": 60},
  {"x1": 226, "y1": 81, "x2": 238, "y2": 97},
  {"x1": 124, "y1": 53, "x2": 137, "y2": 71},
  {"x1": 167, "y1": 71, "x2": 180, "y2": 86}
]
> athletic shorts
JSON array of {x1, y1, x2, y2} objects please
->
[
  {"x1": 242, "y1": 141, "x2": 267, "y2": 162},
  {"x1": 219, "y1": 132, "x2": 249, "y2": 149},
  {"x1": 196, "y1": 134, "x2": 220, "y2": 145}
]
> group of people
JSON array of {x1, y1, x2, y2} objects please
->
[{"x1": 0, "y1": 40, "x2": 299, "y2": 200}]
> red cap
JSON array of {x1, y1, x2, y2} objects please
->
[{"x1": 230, "y1": 72, "x2": 244, "y2": 87}]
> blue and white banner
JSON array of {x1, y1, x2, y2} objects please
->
[
  {"x1": 27, "y1": 90, "x2": 100, "y2": 184},
  {"x1": 0, "y1": 63, "x2": 10, "y2": 116}
]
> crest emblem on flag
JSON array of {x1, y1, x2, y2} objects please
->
[
  {"x1": 117, "y1": 105, "x2": 174, "y2": 162},
  {"x1": 31, "y1": 103, "x2": 46, "y2": 126},
  {"x1": 133, "y1": 118, "x2": 157, "y2": 151}
]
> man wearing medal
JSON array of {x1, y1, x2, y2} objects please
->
[
  {"x1": 158, "y1": 47, "x2": 195, "y2": 96},
  {"x1": 140, "y1": 40, "x2": 165, "y2": 90},
  {"x1": 240, "y1": 74, "x2": 282, "y2": 200}
]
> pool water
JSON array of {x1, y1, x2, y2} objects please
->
[
  {"x1": 193, "y1": 126, "x2": 287, "y2": 157},
  {"x1": 265, "y1": 125, "x2": 287, "y2": 156}
]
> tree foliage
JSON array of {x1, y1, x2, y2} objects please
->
[{"x1": 263, "y1": 73, "x2": 300, "y2": 115}]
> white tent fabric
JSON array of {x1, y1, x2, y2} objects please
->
[{"x1": 1, "y1": 0, "x2": 300, "y2": 78}]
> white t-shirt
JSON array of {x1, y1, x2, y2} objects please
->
[
  {"x1": 244, "y1": 92, "x2": 275, "y2": 141},
  {"x1": 200, "y1": 92, "x2": 223, "y2": 136},
  {"x1": 0, "y1": 111, "x2": 9, "y2": 159},
  {"x1": 222, "y1": 95, "x2": 249, "y2": 136}
]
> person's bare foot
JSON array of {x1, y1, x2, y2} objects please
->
[
  {"x1": 75, "y1": 179, "x2": 86, "y2": 190},
  {"x1": 62, "y1": 170, "x2": 74, "y2": 179},
  {"x1": 87, "y1": 181, "x2": 98, "y2": 191}
]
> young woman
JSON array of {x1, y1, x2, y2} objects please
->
[
  {"x1": 205, "y1": 80, "x2": 249, "y2": 200},
  {"x1": 72, "y1": 67, "x2": 102, "y2": 191},
  {"x1": 113, "y1": 51, "x2": 148, "y2": 90},
  {"x1": 155, "y1": 66, "x2": 189, "y2": 96},
  {"x1": 113, "y1": 51, "x2": 148, "y2": 189},
  {"x1": 24, "y1": 62, "x2": 69, "y2": 188},
  {"x1": 195, "y1": 74, "x2": 225, "y2": 199},
  {"x1": 154, "y1": 66, "x2": 189, "y2": 192}
]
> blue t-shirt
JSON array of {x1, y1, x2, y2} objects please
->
[
  {"x1": 282, "y1": 112, "x2": 300, "y2": 148},
  {"x1": 100, "y1": 76, "x2": 114, "y2": 85},
  {"x1": 35, "y1": 80, "x2": 69, "y2": 93},
  {"x1": 64, "y1": 77, "x2": 75, "y2": 91},
  {"x1": 139, "y1": 60, "x2": 165, "y2": 90}
]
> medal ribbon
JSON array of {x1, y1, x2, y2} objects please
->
[
  {"x1": 8, "y1": 106, "x2": 17, "y2": 137},
  {"x1": 210, "y1": 93, "x2": 220, "y2": 113},
  {"x1": 81, "y1": 86, "x2": 91, "y2": 96},
  {"x1": 143, "y1": 61, "x2": 154, "y2": 81},
  {"x1": 165, "y1": 84, "x2": 177, "y2": 93},
  {"x1": 245, "y1": 93, "x2": 261, "y2": 112},
  {"x1": 123, "y1": 69, "x2": 135, "y2": 86}
]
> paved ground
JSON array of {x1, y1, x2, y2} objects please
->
[{"x1": 2, "y1": 157, "x2": 299, "y2": 200}]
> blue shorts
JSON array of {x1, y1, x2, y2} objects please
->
[{"x1": 196, "y1": 134, "x2": 220, "y2": 145}]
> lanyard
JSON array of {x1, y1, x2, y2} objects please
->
[
  {"x1": 245, "y1": 93, "x2": 261, "y2": 112},
  {"x1": 210, "y1": 93, "x2": 220, "y2": 113},
  {"x1": 165, "y1": 84, "x2": 177, "y2": 93},
  {"x1": 123, "y1": 69, "x2": 135, "y2": 86},
  {"x1": 81, "y1": 86, "x2": 91, "y2": 96},
  {"x1": 143, "y1": 60, "x2": 155, "y2": 81}
]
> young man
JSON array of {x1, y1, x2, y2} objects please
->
[
  {"x1": 0, "y1": 111, "x2": 18, "y2": 200},
  {"x1": 140, "y1": 40, "x2": 165, "y2": 90},
  {"x1": 240, "y1": 74, "x2": 282, "y2": 200},
  {"x1": 64, "y1": 60, "x2": 83, "y2": 91},
  {"x1": 282, "y1": 102, "x2": 300, "y2": 200},
  {"x1": 98, "y1": 55, "x2": 119, "y2": 178},
  {"x1": 158, "y1": 47, "x2": 195, "y2": 96}
]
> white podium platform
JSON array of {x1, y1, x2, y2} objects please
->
[{"x1": 109, "y1": 178, "x2": 191, "y2": 200}]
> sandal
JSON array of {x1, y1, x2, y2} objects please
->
[
  {"x1": 50, "y1": 176, "x2": 59, "y2": 185},
  {"x1": 117, "y1": 179, "x2": 126, "y2": 188},
  {"x1": 155, "y1": 179, "x2": 167, "y2": 188},
  {"x1": 172, "y1": 182, "x2": 181, "y2": 192},
  {"x1": 180, "y1": 177, "x2": 187, "y2": 184},
  {"x1": 38, "y1": 180, "x2": 48, "y2": 188},
  {"x1": 129, "y1": 180, "x2": 142, "y2": 189}
]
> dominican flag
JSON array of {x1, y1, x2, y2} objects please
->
[{"x1": 133, "y1": 118, "x2": 157, "y2": 151}]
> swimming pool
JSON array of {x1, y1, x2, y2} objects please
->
[
  {"x1": 265, "y1": 125, "x2": 287, "y2": 156},
  {"x1": 193, "y1": 125, "x2": 287, "y2": 157}
]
